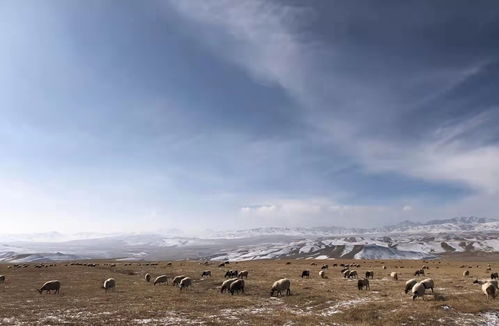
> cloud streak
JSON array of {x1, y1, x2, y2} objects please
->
[{"x1": 168, "y1": 0, "x2": 499, "y2": 195}]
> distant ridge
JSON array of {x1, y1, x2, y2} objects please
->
[{"x1": 0, "y1": 216, "x2": 498, "y2": 262}]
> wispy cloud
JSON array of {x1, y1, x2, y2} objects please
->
[{"x1": 168, "y1": 0, "x2": 499, "y2": 195}]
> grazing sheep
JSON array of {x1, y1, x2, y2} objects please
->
[
  {"x1": 172, "y1": 275, "x2": 186, "y2": 286},
  {"x1": 38, "y1": 280, "x2": 60, "y2": 294},
  {"x1": 473, "y1": 280, "x2": 496, "y2": 300},
  {"x1": 301, "y1": 270, "x2": 310, "y2": 278},
  {"x1": 365, "y1": 271, "x2": 374, "y2": 279},
  {"x1": 286, "y1": 262, "x2": 291, "y2": 265},
  {"x1": 411, "y1": 282, "x2": 426, "y2": 300},
  {"x1": 319, "y1": 270, "x2": 327, "y2": 279},
  {"x1": 420, "y1": 278, "x2": 434, "y2": 292},
  {"x1": 358, "y1": 279, "x2": 370, "y2": 290},
  {"x1": 311, "y1": 262, "x2": 317, "y2": 266},
  {"x1": 218, "y1": 263, "x2": 225, "y2": 268},
  {"x1": 382, "y1": 265, "x2": 387, "y2": 270},
  {"x1": 201, "y1": 270, "x2": 212, "y2": 278},
  {"x1": 102, "y1": 278, "x2": 116, "y2": 292},
  {"x1": 414, "y1": 269, "x2": 425, "y2": 277},
  {"x1": 179, "y1": 277, "x2": 192, "y2": 290},
  {"x1": 270, "y1": 278, "x2": 291, "y2": 297},
  {"x1": 238, "y1": 270, "x2": 248, "y2": 279},
  {"x1": 463, "y1": 270, "x2": 470, "y2": 277},
  {"x1": 0, "y1": 275, "x2": 5, "y2": 283},
  {"x1": 491, "y1": 272, "x2": 498, "y2": 280},
  {"x1": 405, "y1": 278, "x2": 418, "y2": 294},
  {"x1": 390, "y1": 272, "x2": 398, "y2": 280},
  {"x1": 153, "y1": 275, "x2": 168, "y2": 286},
  {"x1": 225, "y1": 270, "x2": 238, "y2": 278},
  {"x1": 348, "y1": 270, "x2": 358, "y2": 279},
  {"x1": 488, "y1": 280, "x2": 498, "y2": 288},
  {"x1": 229, "y1": 279, "x2": 245, "y2": 295},
  {"x1": 343, "y1": 270, "x2": 350, "y2": 278},
  {"x1": 340, "y1": 267, "x2": 349, "y2": 274},
  {"x1": 321, "y1": 264, "x2": 328, "y2": 270},
  {"x1": 145, "y1": 273, "x2": 151, "y2": 282},
  {"x1": 221, "y1": 278, "x2": 238, "y2": 293}
]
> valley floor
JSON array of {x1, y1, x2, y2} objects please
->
[{"x1": 0, "y1": 259, "x2": 498, "y2": 325}]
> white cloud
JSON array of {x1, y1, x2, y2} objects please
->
[{"x1": 167, "y1": 0, "x2": 499, "y2": 196}]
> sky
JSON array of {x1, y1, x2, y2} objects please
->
[{"x1": 1, "y1": 0, "x2": 499, "y2": 234}]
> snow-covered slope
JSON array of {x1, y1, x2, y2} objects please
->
[{"x1": 0, "y1": 217, "x2": 498, "y2": 262}]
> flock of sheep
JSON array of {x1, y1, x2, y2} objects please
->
[{"x1": 0, "y1": 261, "x2": 497, "y2": 301}]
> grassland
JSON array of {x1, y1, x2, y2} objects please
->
[{"x1": 0, "y1": 259, "x2": 498, "y2": 325}]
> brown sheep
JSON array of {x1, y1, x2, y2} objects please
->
[
  {"x1": 179, "y1": 277, "x2": 192, "y2": 290},
  {"x1": 172, "y1": 275, "x2": 186, "y2": 286},
  {"x1": 153, "y1": 275, "x2": 168, "y2": 285},
  {"x1": 229, "y1": 279, "x2": 245, "y2": 295},
  {"x1": 38, "y1": 280, "x2": 60, "y2": 294},
  {"x1": 358, "y1": 279, "x2": 370, "y2": 290},
  {"x1": 102, "y1": 278, "x2": 116, "y2": 292},
  {"x1": 221, "y1": 278, "x2": 238, "y2": 293}
]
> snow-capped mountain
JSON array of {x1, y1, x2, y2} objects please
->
[{"x1": 0, "y1": 217, "x2": 498, "y2": 262}]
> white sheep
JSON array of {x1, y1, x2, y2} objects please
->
[
  {"x1": 221, "y1": 278, "x2": 238, "y2": 293},
  {"x1": 319, "y1": 270, "x2": 327, "y2": 279},
  {"x1": 405, "y1": 278, "x2": 418, "y2": 294},
  {"x1": 102, "y1": 278, "x2": 116, "y2": 292},
  {"x1": 145, "y1": 273, "x2": 151, "y2": 282},
  {"x1": 420, "y1": 278, "x2": 434, "y2": 292},
  {"x1": 473, "y1": 280, "x2": 497, "y2": 300},
  {"x1": 411, "y1": 281, "x2": 426, "y2": 300},
  {"x1": 390, "y1": 272, "x2": 398, "y2": 280},
  {"x1": 270, "y1": 278, "x2": 291, "y2": 297},
  {"x1": 153, "y1": 275, "x2": 168, "y2": 286},
  {"x1": 229, "y1": 279, "x2": 245, "y2": 295},
  {"x1": 179, "y1": 277, "x2": 192, "y2": 290}
]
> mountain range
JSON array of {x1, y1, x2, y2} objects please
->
[{"x1": 1, "y1": 217, "x2": 498, "y2": 263}]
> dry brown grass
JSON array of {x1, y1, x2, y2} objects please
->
[{"x1": 0, "y1": 259, "x2": 498, "y2": 325}]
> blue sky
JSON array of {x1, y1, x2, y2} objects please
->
[{"x1": 1, "y1": 1, "x2": 499, "y2": 233}]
